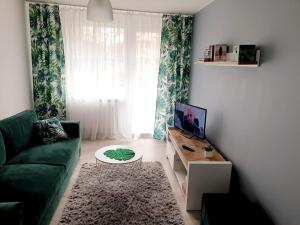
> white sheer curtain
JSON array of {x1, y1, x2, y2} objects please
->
[{"x1": 59, "y1": 6, "x2": 162, "y2": 140}]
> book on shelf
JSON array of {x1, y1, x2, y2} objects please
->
[{"x1": 204, "y1": 45, "x2": 214, "y2": 62}]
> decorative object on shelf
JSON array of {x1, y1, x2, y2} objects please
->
[
  {"x1": 233, "y1": 45, "x2": 257, "y2": 64},
  {"x1": 255, "y1": 49, "x2": 261, "y2": 65},
  {"x1": 204, "y1": 45, "x2": 214, "y2": 62},
  {"x1": 87, "y1": 0, "x2": 113, "y2": 22},
  {"x1": 202, "y1": 144, "x2": 214, "y2": 158},
  {"x1": 214, "y1": 44, "x2": 228, "y2": 62}
]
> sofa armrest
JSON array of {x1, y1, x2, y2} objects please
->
[
  {"x1": 61, "y1": 121, "x2": 80, "y2": 138},
  {"x1": 0, "y1": 202, "x2": 23, "y2": 225}
]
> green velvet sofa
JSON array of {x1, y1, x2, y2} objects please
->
[{"x1": 0, "y1": 110, "x2": 81, "y2": 225}]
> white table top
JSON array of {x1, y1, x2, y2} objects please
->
[{"x1": 95, "y1": 145, "x2": 143, "y2": 164}]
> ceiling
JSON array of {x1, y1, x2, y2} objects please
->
[{"x1": 29, "y1": 0, "x2": 215, "y2": 14}]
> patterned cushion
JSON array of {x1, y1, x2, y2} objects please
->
[{"x1": 34, "y1": 118, "x2": 68, "y2": 144}]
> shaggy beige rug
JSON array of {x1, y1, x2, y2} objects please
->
[{"x1": 59, "y1": 162, "x2": 184, "y2": 225}]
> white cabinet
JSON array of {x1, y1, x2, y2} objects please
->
[{"x1": 166, "y1": 127, "x2": 232, "y2": 210}]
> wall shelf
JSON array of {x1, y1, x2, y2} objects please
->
[{"x1": 194, "y1": 60, "x2": 259, "y2": 67}]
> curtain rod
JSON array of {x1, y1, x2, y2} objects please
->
[{"x1": 25, "y1": 0, "x2": 193, "y2": 17}]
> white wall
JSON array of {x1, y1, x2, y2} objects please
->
[
  {"x1": 190, "y1": 0, "x2": 300, "y2": 225},
  {"x1": 0, "y1": 0, "x2": 32, "y2": 119}
]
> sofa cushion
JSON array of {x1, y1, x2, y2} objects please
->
[
  {"x1": 0, "y1": 164, "x2": 65, "y2": 224},
  {"x1": 7, "y1": 138, "x2": 80, "y2": 170},
  {"x1": 0, "y1": 110, "x2": 37, "y2": 159},
  {"x1": 0, "y1": 131, "x2": 6, "y2": 166},
  {"x1": 34, "y1": 118, "x2": 68, "y2": 144},
  {"x1": 0, "y1": 202, "x2": 23, "y2": 225}
]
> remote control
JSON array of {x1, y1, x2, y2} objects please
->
[{"x1": 182, "y1": 145, "x2": 195, "y2": 152}]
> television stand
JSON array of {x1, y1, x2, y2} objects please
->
[
  {"x1": 180, "y1": 130, "x2": 194, "y2": 139},
  {"x1": 166, "y1": 127, "x2": 232, "y2": 211}
]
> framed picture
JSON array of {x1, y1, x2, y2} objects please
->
[
  {"x1": 233, "y1": 45, "x2": 257, "y2": 64},
  {"x1": 214, "y1": 45, "x2": 228, "y2": 61}
]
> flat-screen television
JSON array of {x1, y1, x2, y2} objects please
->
[{"x1": 174, "y1": 102, "x2": 207, "y2": 139}]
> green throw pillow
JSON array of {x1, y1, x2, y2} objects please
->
[{"x1": 34, "y1": 118, "x2": 68, "y2": 144}]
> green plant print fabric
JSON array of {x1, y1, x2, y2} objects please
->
[
  {"x1": 153, "y1": 15, "x2": 193, "y2": 140},
  {"x1": 29, "y1": 4, "x2": 66, "y2": 120},
  {"x1": 34, "y1": 117, "x2": 68, "y2": 144}
]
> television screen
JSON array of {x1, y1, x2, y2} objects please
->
[{"x1": 174, "y1": 102, "x2": 207, "y2": 139}]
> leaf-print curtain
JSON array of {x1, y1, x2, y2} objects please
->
[
  {"x1": 153, "y1": 15, "x2": 193, "y2": 140},
  {"x1": 29, "y1": 4, "x2": 66, "y2": 120}
]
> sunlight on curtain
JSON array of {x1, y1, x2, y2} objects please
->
[{"x1": 60, "y1": 7, "x2": 162, "y2": 140}]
